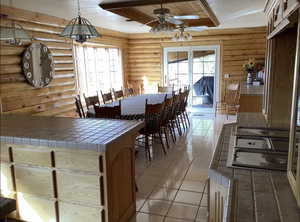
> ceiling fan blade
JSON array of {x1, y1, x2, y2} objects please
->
[
  {"x1": 172, "y1": 15, "x2": 200, "y2": 20},
  {"x1": 143, "y1": 19, "x2": 159, "y2": 26},
  {"x1": 165, "y1": 17, "x2": 183, "y2": 25},
  {"x1": 185, "y1": 26, "x2": 208, "y2": 31}
]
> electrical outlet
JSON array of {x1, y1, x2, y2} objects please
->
[{"x1": 224, "y1": 74, "x2": 230, "y2": 78}]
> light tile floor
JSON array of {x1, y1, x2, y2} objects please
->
[{"x1": 131, "y1": 114, "x2": 236, "y2": 222}]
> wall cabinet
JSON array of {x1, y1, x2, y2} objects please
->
[
  {"x1": 288, "y1": 13, "x2": 300, "y2": 207},
  {"x1": 264, "y1": 0, "x2": 300, "y2": 208}
]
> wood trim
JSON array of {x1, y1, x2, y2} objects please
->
[
  {"x1": 99, "y1": 0, "x2": 197, "y2": 10},
  {"x1": 198, "y1": 0, "x2": 220, "y2": 26}
]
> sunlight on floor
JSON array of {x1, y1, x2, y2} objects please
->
[{"x1": 132, "y1": 114, "x2": 236, "y2": 222}]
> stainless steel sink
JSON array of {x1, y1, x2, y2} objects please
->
[{"x1": 228, "y1": 127, "x2": 290, "y2": 171}]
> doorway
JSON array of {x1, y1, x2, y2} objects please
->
[{"x1": 163, "y1": 46, "x2": 220, "y2": 114}]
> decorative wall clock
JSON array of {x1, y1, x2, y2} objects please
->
[{"x1": 22, "y1": 43, "x2": 54, "y2": 88}]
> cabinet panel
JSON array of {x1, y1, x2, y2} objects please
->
[
  {"x1": 0, "y1": 163, "x2": 14, "y2": 197},
  {"x1": 0, "y1": 143, "x2": 11, "y2": 162},
  {"x1": 56, "y1": 171, "x2": 102, "y2": 206},
  {"x1": 59, "y1": 202, "x2": 102, "y2": 222},
  {"x1": 13, "y1": 147, "x2": 52, "y2": 167},
  {"x1": 14, "y1": 166, "x2": 54, "y2": 198},
  {"x1": 55, "y1": 151, "x2": 100, "y2": 172},
  {"x1": 17, "y1": 193, "x2": 57, "y2": 222}
]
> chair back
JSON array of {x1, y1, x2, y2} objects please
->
[
  {"x1": 83, "y1": 93, "x2": 100, "y2": 108},
  {"x1": 94, "y1": 101, "x2": 121, "y2": 119},
  {"x1": 158, "y1": 84, "x2": 174, "y2": 93},
  {"x1": 144, "y1": 99, "x2": 165, "y2": 133},
  {"x1": 125, "y1": 88, "x2": 134, "y2": 97},
  {"x1": 75, "y1": 96, "x2": 86, "y2": 118},
  {"x1": 113, "y1": 88, "x2": 124, "y2": 100},
  {"x1": 225, "y1": 83, "x2": 240, "y2": 105},
  {"x1": 101, "y1": 90, "x2": 114, "y2": 104}
]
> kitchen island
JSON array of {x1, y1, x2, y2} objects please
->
[{"x1": 0, "y1": 115, "x2": 143, "y2": 222}]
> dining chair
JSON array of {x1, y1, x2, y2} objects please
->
[
  {"x1": 83, "y1": 93, "x2": 100, "y2": 109},
  {"x1": 177, "y1": 88, "x2": 190, "y2": 130},
  {"x1": 113, "y1": 88, "x2": 124, "y2": 100},
  {"x1": 161, "y1": 95, "x2": 176, "y2": 145},
  {"x1": 125, "y1": 88, "x2": 135, "y2": 97},
  {"x1": 93, "y1": 100, "x2": 121, "y2": 119},
  {"x1": 158, "y1": 84, "x2": 174, "y2": 93},
  {"x1": 138, "y1": 100, "x2": 166, "y2": 160},
  {"x1": 215, "y1": 82, "x2": 240, "y2": 119},
  {"x1": 75, "y1": 95, "x2": 86, "y2": 118},
  {"x1": 101, "y1": 90, "x2": 114, "y2": 104},
  {"x1": 169, "y1": 92, "x2": 183, "y2": 137}
]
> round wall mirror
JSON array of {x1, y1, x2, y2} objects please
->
[{"x1": 22, "y1": 43, "x2": 54, "y2": 88}]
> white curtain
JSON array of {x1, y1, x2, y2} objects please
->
[{"x1": 74, "y1": 45, "x2": 123, "y2": 97}]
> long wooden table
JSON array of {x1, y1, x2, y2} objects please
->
[
  {"x1": 88, "y1": 93, "x2": 172, "y2": 117},
  {"x1": 0, "y1": 115, "x2": 143, "y2": 222}
]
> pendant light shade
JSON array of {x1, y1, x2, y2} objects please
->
[
  {"x1": 60, "y1": 16, "x2": 101, "y2": 43},
  {"x1": 150, "y1": 22, "x2": 174, "y2": 34},
  {"x1": 0, "y1": 0, "x2": 32, "y2": 46},
  {"x1": 172, "y1": 30, "x2": 192, "y2": 41},
  {"x1": 0, "y1": 21, "x2": 31, "y2": 45},
  {"x1": 60, "y1": 0, "x2": 101, "y2": 43}
]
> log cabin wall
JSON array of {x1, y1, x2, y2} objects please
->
[
  {"x1": 127, "y1": 27, "x2": 267, "y2": 98},
  {"x1": 0, "y1": 5, "x2": 128, "y2": 117}
]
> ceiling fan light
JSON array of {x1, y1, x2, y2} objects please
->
[{"x1": 172, "y1": 31, "x2": 192, "y2": 41}]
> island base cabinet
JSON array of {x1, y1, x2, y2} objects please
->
[{"x1": 0, "y1": 134, "x2": 137, "y2": 222}]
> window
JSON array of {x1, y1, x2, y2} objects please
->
[{"x1": 74, "y1": 45, "x2": 123, "y2": 96}]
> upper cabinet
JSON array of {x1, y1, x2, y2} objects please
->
[{"x1": 265, "y1": 0, "x2": 300, "y2": 38}]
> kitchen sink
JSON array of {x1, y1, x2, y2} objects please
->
[{"x1": 228, "y1": 127, "x2": 290, "y2": 171}]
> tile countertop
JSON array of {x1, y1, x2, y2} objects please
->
[
  {"x1": 241, "y1": 83, "x2": 264, "y2": 95},
  {"x1": 209, "y1": 113, "x2": 300, "y2": 222},
  {"x1": 0, "y1": 115, "x2": 143, "y2": 152}
]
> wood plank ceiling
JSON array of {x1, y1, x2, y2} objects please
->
[{"x1": 99, "y1": 0, "x2": 220, "y2": 28}]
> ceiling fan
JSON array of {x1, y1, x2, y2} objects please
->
[{"x1": 145, "y1": 0, "x2": 200, "y2": 33}]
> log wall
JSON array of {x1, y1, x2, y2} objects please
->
[
  {"x1": 127, "y1": 27, "x2": 267, "y2": 98},
  {"x1": 0, "y1": 5, "x2": 128, "y2": 117}
]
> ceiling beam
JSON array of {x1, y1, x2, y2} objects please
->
[
  {"x1": 198, "y1": 0, "x2": 220, "y2": 26},
  {"x1": 99, "y1": 0, "x2": 197, "y2": 10},
  {"x1": 184, "y1": 18, "x2": 215, "y2": 27},
  {"x1": 109, "y1": 8, "x2": 159, "y2": 27}
]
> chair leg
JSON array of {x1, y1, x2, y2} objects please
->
[
  {"x1": 179, "y1": 113, "x2": 186, "y2": 130},
  {"x1": 158, "y1": 131, "x2": 167, "y2": 155},
  {"x1": 175, "y1": 118, "x2": 182, "y2": 136},
  {"x1": 182, "y1": 113, "x2": 188, "y2": 129},
  {"x1": 184, "y1": 111, "x2": 190, "y2": 127},
  {"x1": 164, "y1": 127, "x2": 170, "y2": 149},
  {"x1": 168, "y1": 124, "x2": 176, "y2": 143},
  {"x1": 145, "y1": 135, "x2": 151, "y2": 161}
]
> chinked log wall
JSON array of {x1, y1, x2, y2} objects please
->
[
  {"x1": 0, "y1": 5, "x2": 128, "y2": 117},
  {"x1": 127, "y1": 27, "x2": 267, "y2": 98}
]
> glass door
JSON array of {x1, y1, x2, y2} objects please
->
[
  {"x1": 166, "y1": 50, "x2": 189, "y2": 91},
  {"x1": 164, "y1": 46, "x2": 219, "y2": 114},
  {"x1": 192, "y1": 50, "x2": 216, "y2": 113}
]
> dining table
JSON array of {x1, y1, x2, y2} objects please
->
[{"x1": 87, "y1": 93, "x2": 172, "y2": 118}]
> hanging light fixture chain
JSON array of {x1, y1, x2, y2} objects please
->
[{"x1": 77, "y1": 0, "x2": 81, "y2": 16}]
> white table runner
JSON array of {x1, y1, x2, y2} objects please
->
[{"x1": 101, "y1": 93, "x2": 172, "y2": 115}]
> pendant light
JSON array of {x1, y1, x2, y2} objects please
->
[
  {"x1": 0, "y1": 0, "x2": 31, "y2": 45},
  {"x1": 60, "y1": 0, "x2": 101, "y2": 43}
]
